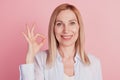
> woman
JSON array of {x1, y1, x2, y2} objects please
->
[{"x1": 20, "y1": 3, "x2": 102, "y2": 80}]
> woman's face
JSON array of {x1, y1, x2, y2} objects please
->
[{"x1": 54, "y1": 9, "x2": 79, "y2": 47}]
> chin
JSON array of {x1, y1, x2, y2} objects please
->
[{"x1": 60, "y1": 42, "x2": 75, "y2": 47}]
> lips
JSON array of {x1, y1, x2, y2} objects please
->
[{"x1": 61, "y1": 35, "x2": 73, "y2": 40}]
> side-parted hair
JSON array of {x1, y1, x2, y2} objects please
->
[{"x1": 47, "y1": 3, "x2": 90, "y2": 67}]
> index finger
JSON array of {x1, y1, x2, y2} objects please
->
[{"x1": 34, "y1": 33, "x2": 46, "y2": 40}]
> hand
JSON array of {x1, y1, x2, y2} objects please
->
[{"x1": 22, "y1": 24, "x2": 46, "y2": 64}]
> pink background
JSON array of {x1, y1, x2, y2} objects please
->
[{"x1": 0, "y1": 0, "x2": 120, "y2": 80}]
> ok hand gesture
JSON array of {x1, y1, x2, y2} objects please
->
[{"x1": 22, "y1": 24, "x2": 46, "y2": 64}]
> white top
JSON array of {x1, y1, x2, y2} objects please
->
[
  {"x1": 19, "y1": 50, "x2": 103, "y2": 80},
  {"x1": 64, "y1": 73, "x2": 74, "y2": 80}
]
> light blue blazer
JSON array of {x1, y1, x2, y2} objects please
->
[{"x1": 19, "y1": 50, "x2": 103, "y2": 80}]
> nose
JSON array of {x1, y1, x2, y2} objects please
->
[{"x1": 63, "y1": 24, "x2": 69, "y2": 33}]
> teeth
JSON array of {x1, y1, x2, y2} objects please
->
[{"x1": 62, "y1": 35, "x2": 72, "y2": 39}]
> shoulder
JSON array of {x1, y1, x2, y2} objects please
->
[
  {"x1": 87, "y1": 54, "x2": 103, "y2": 79},
  {"x1": 34, "y1": 50, "x2": 48, "y2": 65},
  {"x1": 35, "y1": 50, "x2": 48, "y2": 59},
  {"x1": 87, "y1": 53, "x2": 101, "y2": 67}
]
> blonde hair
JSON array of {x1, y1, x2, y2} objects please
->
[{"x1": 47, "y1": 3, "x2": 90, "y2": 67}]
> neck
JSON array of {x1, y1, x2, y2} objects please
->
[{"x1": 58, "y1": 44, "x2": 75, "y2": 58}]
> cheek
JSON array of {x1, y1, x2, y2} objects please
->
[
  {"x1": 54, "y1": 27, "x2": 61, "y2": 39},
  {"x1": 74, "y1": 30, "x2": 79, "y2": 42},
  {"x1": 54, "y1": 26, "x2": 62, "y2": 34},
  {"x1": 72, "y1": 25, "x2": 79, "y2": 33}
]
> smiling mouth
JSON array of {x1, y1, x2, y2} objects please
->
[{"x1": 61, "y1": 35, "x2": 73, "y2": 40}]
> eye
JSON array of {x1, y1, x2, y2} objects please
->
[
  {"x1": 56, "y1": 22, "x2": 62, "y2": 26},
  {"x1": 70, "y1": 21, "x2": 76, "y2": 25}
]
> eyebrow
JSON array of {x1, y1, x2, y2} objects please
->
[
  {"x1": 56, "y1": 19, "x2": 77, "y2": 22},
  {"x1": 69, "y1": 19, "x2": 77, "y2": 22},
  {"x1": 55, "y1": 20, "x2": 62, "y2": 23}
]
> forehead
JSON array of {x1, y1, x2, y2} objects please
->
[{"x1": 56, "y1": 9, "x2": 77, "y2": 21}]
